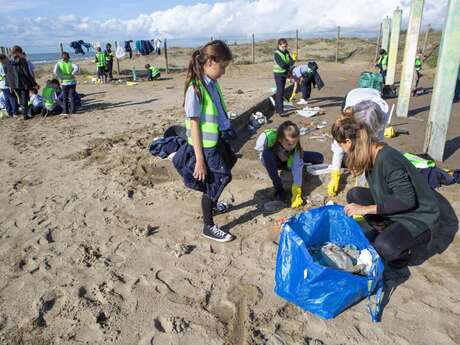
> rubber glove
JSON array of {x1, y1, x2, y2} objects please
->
[
  {"x1": 384, "y1": 126, "x2": 396, "y2": 138},
  {"x1": 291, "y1": 184, "x2": 303, "y2": 208},
  {"x1": 289, "y1": 91, "x2": 296, "y2": 103},
  {"x1": 327, "y1": 169, "x2": 341, "y2": 197}
]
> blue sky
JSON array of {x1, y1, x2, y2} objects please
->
[{"x1": 0, "y1": 0, "x2": 448, "y2": 53}]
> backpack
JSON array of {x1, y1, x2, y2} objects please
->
[{"x1": 358, "y1": 71, "x2": 383, "y2": 93}]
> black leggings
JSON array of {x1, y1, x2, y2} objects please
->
[
  {"x1": 202, "y1": 194, "x2": 215, "y2": 227},
  {"x1": 347, "y1": 187, "x2": 431, "y2": 267}
]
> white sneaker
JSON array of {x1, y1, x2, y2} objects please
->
[{"x1": 297, "y1": 99, "x2": 308, "y2": 105}]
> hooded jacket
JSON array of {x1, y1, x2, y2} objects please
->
[{"x1": 5, "y1": 56, "x2": 37, "y2": 90}]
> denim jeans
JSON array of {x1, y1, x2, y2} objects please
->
[{"x1": 1, "y1": 88, "x2": 18, "y2": 116}]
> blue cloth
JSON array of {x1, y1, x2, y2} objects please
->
[
  {"x1": 1, "y1": 88, "x2": 18, "y2": 116},
  {"x1": 419, "y1": 167, "x2": 460, "y2": 189},
  {"x1": 173, "y1": 140, "x2": 236, "y2": 202},
  {"x1": 149, "y1": 136, "x2": 186, "y2": 159},
  {"x1": 292, "y1": 65, "x2": 311, "y2": 79}
]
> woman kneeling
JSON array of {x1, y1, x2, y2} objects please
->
[{"x1": 332, "y1": 117, "x2": 440, "y2": 268}]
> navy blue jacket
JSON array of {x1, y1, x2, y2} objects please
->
[{"x1": 173, "y1": 140, "x2": 236, "y2": 202}]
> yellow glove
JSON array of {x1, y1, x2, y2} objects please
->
[
  {"x1": 292, "y1": 51, "x2": 298, "y2": 61},
  {"x1": 384, "y1": 126, "x2": 396, "y2": 138},
  {"x1": 289, "y1": 91, "x2": 296, "y2": 102},
  {"x1": 291, "y1": 184, "x2": 303, "y2": 208},
  {"x1": 327, "y1": 169, "x2": 341, "y2": 197}
]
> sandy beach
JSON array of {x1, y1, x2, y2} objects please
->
[{"x1": 1, "y1": 38, "x2": 459, "y2": 345}]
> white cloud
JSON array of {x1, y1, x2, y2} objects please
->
[{"x1": 0, "y1": 0, "x2": 448, "y2": 52}]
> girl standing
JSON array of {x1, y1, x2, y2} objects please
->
[
  {"x1": 332, "y1": 118, "x2": 439, "y2": 268},
  {"x1": 174, "y1": 40, "x2": 236, "y2": 242}
]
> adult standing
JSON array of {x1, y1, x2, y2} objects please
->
[
  {"x1": 5, "y1": 46, "x2": 39, "y2": 120},
  {"x1": 105, "y1": 43, "x2": 114, "y2": 81},
  {"x1": 54, "y1": 51, "x2": 79, "y2": 115}
]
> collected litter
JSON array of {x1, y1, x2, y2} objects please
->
[
  {"x1": 227, "y1": 111, "x2": 238, "y2": 119},
  {"x1": 248, "y1": 112, "x2": 268, "y2": 131},
  {"x1": 297, "y1": 106, "x2": 321, "y2": 118},
  {"x1": 299, "y1": 127, "x2": 314, "y2": 136},
  {"x1": 126, "y1": 81, "x2": 139, "y2": 86},
  {"x1": 308, "y1": 242, "x2": 372, "y2": 275}
]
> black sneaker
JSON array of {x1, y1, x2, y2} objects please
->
[
  {"x1": 202, "y1": 225, "x2": 235, "y2": 242},
  {"x1": 213, "y1": 202, "x2": 231, "y2": 215}
]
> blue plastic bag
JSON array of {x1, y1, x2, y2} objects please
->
[{"x1": 274, "y1": 205, "x2": 384, "y2": 321}]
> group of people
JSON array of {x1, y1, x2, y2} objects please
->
[
  {"x1": 169, "y1": 39, "x2": 440, "y2": 271},
  {"x1": 0, "y1": 45, "x2": 80, "y2": 119},
  {"x1": 94, "y1": 43, "x2": 115, "y2": 83}
]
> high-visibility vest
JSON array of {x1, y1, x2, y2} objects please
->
[
  {"x1": 149, "y1": 66, "x2": 160, "y2": 78},
  {"x1": 264, "y1": 128, "x2": 295, "y2": 168},
  {"x1": 42, "y1": 85, "x2": 55, "y2": 108},
  {"x1": 105, "y1": 51, "x2": 114, "y2": 62},
  {"x1": 185, "y1": 80, "x2": 226, "y2": 148},
  {"x1": 58, "y1": 60, "x2": 75, "y2": 84},
  {"x1": 273, "y1": 50, "x2": 290, "y2": 74},
  {"x1": 96, "y1": 52, "x2": 107, "y2": 67},
  {"x1": 403, "y1": 152, "x2": 435, "y2": 169},
  {"x1": 415, "y1": 57, "x2": 422, "y2": 71},
  {"x1": 378, "y1": 54, "x2": 388, "y2": 70}
]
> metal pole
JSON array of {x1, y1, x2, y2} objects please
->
[
  {"x1": 335, "y1": 26, "x2": 340, "y2": 63},
  {"x1": 114, "y1": 41, "x2": 121, "y2": 77},
  {"x1": 375, "y1": 23, "x2": 382, "y2": 62},
  {"x1": 386, "y1": 7, "x2": 402, "y2": 85},
  {"x1": 421, "y1": 24, "x2": 431, "y2": 55},
  {"x1": 423, "y1": 0, "x2": 460, "y2": 160},
  {"x1": 296, "y1": 29, "x2": 299, "y2": 59},
  {"x1": 252, "y1": 33, "x2": 255, "y2": 64},
  {"x1": 59, "y1": 43, "x2": 64, "y2": 55},
  {"x1": 396, "y1": 0, "x2": 424, "y2": 118},
  {"x1": 164, "y1": 38, "x2": 169, "y2": 74},
  {"x1": 381, "y1": 17, "x2": 391, "y2": 52}
]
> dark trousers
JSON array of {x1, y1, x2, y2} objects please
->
[
  {"x1": 2, "y1": 88, "x2": 18, "y2": 116},
  {"x1": 97, "y1": 67, "x2": 106, "y2": 80},
  {"x1": 347, "y1": 187, "x2": 431, "y2": 267},
  {"x1": 62, "y1": 84, "x2": 76, "y2": 114},
  {"x1": 379, "y1": 68, "x2": 387, "y2": 84},
  {"x1": 274, "y1": 73, "x2": 287, "y2": 113},
  {"x1": 262, "y1": 149, "x2": 324, "y2": 191},
  {"x1": 106, "y1": 61, "x2": 113, "y2": 79},
  {"x1": 15, "y1": 89, "x2": 30, "y2": 118},
  {"x1": 300, "y1": 75, "x2": 314, "y2": 100}
]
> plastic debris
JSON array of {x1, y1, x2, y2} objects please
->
[
  {"x1": 249, "y1": 111, "x2": 268, "y2": 129},
  {"x1": 297, "y1": 106, "x2": 321, "y2": 118}
]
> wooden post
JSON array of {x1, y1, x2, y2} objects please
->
[
  {"x1": 423, "y1": 0, "x2": 460, "y2": 160},
  {"x1": 375, "y1": 23, "x2": 383, "y2": 62},
  {"x1": 59, "y1": 43, "x2": 64, "y2": 56},
  {"x1": 252, "y1": 33, "x2": 255, "y2": 64},
  {"x1": 386, "y1": 7, "x2": 402, "y2": 85},
  {"x1": 164, "y1": 38, "x2": 169, "y2": 74},
  {"x1": 0, "y1": 47, "x2": 5, "y2": 55},
  {"x1": 296, "y1": 29, "x2": 299, "y2": 59},
  {"x1": 396, "y1": 0, "x2": 424, "y2": 118},
  {"x1": 421, "y1": 24, "x2": 431, "y2": 55},
  {"x1": 381, "y1": 16, "x2": 391, "y2": 52},
  {"x1": 114, "y1": 41, "x2": 121, "y2": 77},
  {"x1": 335, "y1": 26, "x2": 341, "y2": 63}
]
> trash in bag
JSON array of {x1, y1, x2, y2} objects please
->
[
  {"x1": 275, "y1": 205, "x2": 384, "y2": 321},
  {"x1": 249, "y1": 112, "x2": 268, "y2": 129}
]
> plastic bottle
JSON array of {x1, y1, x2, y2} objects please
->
[{"x1": 132, "y1": 66, "x2": 137, "y2": 81}]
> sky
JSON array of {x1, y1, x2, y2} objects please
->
[{"x1": 0, "y1": 0, "x2": 449, "y2": 53}]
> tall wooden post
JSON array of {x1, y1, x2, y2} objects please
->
[
  {"x1": 164, "y1": 39, "x2": 169, "y2": 74},
  {"x1": 386, "y1": 7, "x2": 402, "y2": 85},
  {"x1": 296, "y1": 29, "x2": 299, "y2": 59},
  {"x1": 114, "y1": 41, "x2": 121, "y2": 77},
  {"x1": 423, "y1": 0, "x2": 460, "y2": 160},
  {"x1": 335, "y1": 26, "x2": 341, "y2": 63},
  {"x1": 381, "y1": 17, "x2": 391, "y2": 52},
  {"x1": 252, "y1": 33, "x2": 255, "y2": 64},
  {"x1": 396, "y1": 0, "x2": 424, "y2": 118},
  {"x1": 59, "y1": 43, "x2": 64, "y2": 55},
  {"x1": 375, "y1": 23, "x2": 382, "y2": 62},
  {"x1": 421, "y1": 24, "x2": 431, "y2": 55}
]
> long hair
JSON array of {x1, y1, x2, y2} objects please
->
[
  {"x1": 331, "y1": 117, "x2": 382, "y2": 176},
  {"x1": 184, "y1": 40, "x2": 233, "y2": 104}
]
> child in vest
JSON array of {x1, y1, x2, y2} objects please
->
[
  {"x1": 272, "y1": 38, "x2": 294, "y2": 116},
  {"x1": 179, "y1": 40, "x2": 236, "y2": 242},
  {"x1": 289, "y1": 62, "x2": 319, "y2": 105},
  {"x1": 41, "y1": 79, "x2": 62, "y2": 115},
  {"x1": 375, "y1": 49, "x2": 388, "y2": 83},
  {"x1": 94, "y1": 47, "x2": 107, "y2": 83},
  {"x1": 105, "y1": 43, "x2": 114, "y2": 81},
  {"x1": 413, "y1": 55, "x2": 423, "y2": 95},
  {"x1": 29, "y1": 88, "x2": 43, "y2": 115},
  {"x1": 255, "y1": 121, "x2": 324, "y2": 208},
  {"x1": 54, "y1": 52, "x2": 79, "y2": 115},
  {"x1": 145, "y1": 64, "x2": 161, "y2": 81}
]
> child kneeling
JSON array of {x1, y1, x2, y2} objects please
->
[{"x1": 255, "y1": 121, "x2": 323, "y2": 208}]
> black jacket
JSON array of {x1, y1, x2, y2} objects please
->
[{"x1": 5, "y1": 56, "x2": 37, "y2": 90}]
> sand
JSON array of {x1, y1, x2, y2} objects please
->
[{"x1": 0, "y1": 44, "x2": 459, "y2": 345}]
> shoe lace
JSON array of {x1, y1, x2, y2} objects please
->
[{"x1": 210, "y1": 225, "x2": 227, "y2": 238}]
